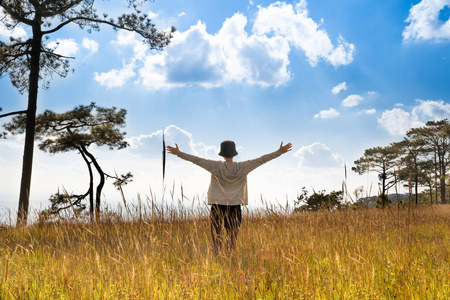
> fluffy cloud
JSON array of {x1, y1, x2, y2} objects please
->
[
  {"x1": 252, "y1": 2, "x2": 355, "y2": 67},
  {"x1": 332, "y1": 82, "x2": 347, "y2": 94},
  {"x1": 378, "y1": 108, "x2": 423, "y2": 136},
  {"x1": 127, "y1": 125, "x2": 219, "y2": 159},
  {"x1": 138, "y1": 16, "x2": 291, "y2": 89},
  {"x1": 360, "y1": 108, "x2": 376, "y2": 115},
  {"x1": 82, "y1": 38, "x2": 99, "y2": 53},
  {"x1": 113, "y1": 31, "x2": 148, "y2": 61},
  {"x1": 341, "y1": 94, "x2": 364, "y2": 107},
  {"x1": 314, "y1": 108, "x2": 340, "y2": 119},
  {"x1": 115, "y1": 30, "x2": 137, "y2": 46},
  {"x1": 93, "y1": 62, "x2": 135, "y2": 88},
  {"x1": 378, "y1": 99, "x2": 450, "y2": 135},
  {"x1": 412, "y1": 99, "x2": 450, "y2": 119},
  {"x1": 294, "y1": 142, "x2": 344, "y2": 168},
  {"x1": 377, "y1": 99, "x2": 450, "y2": 136},
  {"x1": 47, "y1": 39, "x2": 79, "y2": 57},
  {"x1": 97, "y1": 1, "x2": 354, "y2": 89},
  {"x1": 403, "y1": 0, "x2": 450, "y2": 42}
]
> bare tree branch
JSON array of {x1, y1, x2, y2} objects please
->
[{"x1": 0, "y1": 109, "x2": 27, "y2": 118}]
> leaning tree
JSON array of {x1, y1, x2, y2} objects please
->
[
  {"x1": 4, "y1": 102, "x2": 132, "y2": 221},
  {"x1": 0, "y1": 0, "x2": 174, "y2": 225}
]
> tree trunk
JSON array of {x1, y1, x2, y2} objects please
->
[
  {"x1": 440, "y1": 162, "x2": 447, "y2": 204},
  {"x1": 81, "y1": 145, "x2": 105, "y2": 222},
  {"x1": 413, "y1": 157, "x2": 419, "y2": 205},
  {"x1": 434, "y1": 152, "x2": 439, "y2": 204},
  {"x1": 17, "y1": 22, "x2": 42, "y2": 226},
  {"x1": 415, "y1": 174, "x2": 418, "y2": 205},
  {"x1": 381, "y1": 164, "x2": 387, "y2": 208},
  {"x1": 430, "y1": 186, "x2": 433, "y2": 205},
  {"x1": 78, "y1": 147, "x2": 94, "y2": 221}
]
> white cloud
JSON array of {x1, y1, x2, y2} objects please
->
[
  {"x1": 378, "y1": 108, "x2": 423, "y2": 136},
  {"x1": 47, "y1": 38, "x2": 79, "y2": 57},
  {"x1": 113, "y1": 31, "x2": 148, "y2": 61},
  {"x1": 341, "y1": 94, "x2": 364, "y2": 107},
  {"x1": 82, "y1": 38, "x2": 99, "y2": 53},
  {"x1": 379, "y1": 99, "x2": 450, "y2": 136},
  {"x1": 253, "y1": 1, "x2": 355, "y2": 67},
  {"x1": 403, "y1": 0, "x2": 450, "y2": 42},
  {"x1": 178, "y1": 12, "x2": 186, "y2": 17},
  {"x1": 294, "y1": 142, "x2": 344, "y2": 168},
  {"x1": 127, "y1": 125, "x2": 219, "y2": 159},
  {"x1": 97, "y1": 1, "x2": 354, "y2": 89},
  {"x1": 412, "y1": 99, "x2": 450, "y2": 119},
  {"x1": 138, "y1": 16, "x2": 291, "y2": 89},
  {"x1": 360, "y1": 108, "x2": 376, "y2": 115},
  {"x1": 147, "y1": 11, "x2": 159, "y2": 20},
  {"x1": 0, "y1": 8, "x2": 27, "y2": 39},
  {"x1": 314, "y1": 108, "x2": 340, "y2": 119},
  {"x1": 332, "y1": 82, "x2": 347, "y2": 94},
  {"x1": 115, "y1": 30, "x2": 137, "y2": 46},
  {"x1": 93, "y1": 62, "x2": 135, "y2": 88}
]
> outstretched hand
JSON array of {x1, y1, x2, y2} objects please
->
[
  {"x1": 167, "y1": 144, "x2": 180, "y2": 155},
  {"x1": 279, "y1": 142, "x2": 292, "y2": 153}
]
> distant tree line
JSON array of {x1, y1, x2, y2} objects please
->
[{"x1": 352, "y1": 119, "x2": 450, "y2": 207}]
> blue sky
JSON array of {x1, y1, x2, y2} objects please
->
[{"x1": 2, "y1": 0, "x2": 450, "y2": 214}]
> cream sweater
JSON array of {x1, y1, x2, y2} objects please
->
[{"x1": 177, "y1": 149, "x2": 284, "y2": 205}]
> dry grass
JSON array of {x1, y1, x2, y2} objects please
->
[{"x1": 1, "y1": 204, "x2": 450, "y2": 299}]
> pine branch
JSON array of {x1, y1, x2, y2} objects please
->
[
  {"x1": 0, "y1": 110, "x2": 27, "y2": 118},
  {"x1": 0, "y1": 2, "x2": 34, "y2": 26}
]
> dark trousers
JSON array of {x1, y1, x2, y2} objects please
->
[{"x1": 210, "y1": 204, "x2": 242, "y2": 254}]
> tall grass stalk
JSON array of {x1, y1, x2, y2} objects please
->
[{"x1": 1, "y1": 204, "x2": 449, "y2": 299}]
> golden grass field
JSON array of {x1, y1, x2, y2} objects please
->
[{"x1": 1, "y1": 204, "x2": 449, "y2": 299}]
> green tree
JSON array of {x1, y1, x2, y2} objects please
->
[
  {"x1": 4, "y1": 103, "x2": 132, "y2": 221},
  {"x1": 407, "y1": 120, "x2": 450, "y2": 204},
  {"x1": 394, "y1": 137, "x2": 427, "y2": 205},
  {"x1": 295, "y1": 187, "x2": 344, "y2": 212},
  {"x1": 352, "y1": 145, "x2": 400, "y2": 208},
  {"x1": 0, "y1": 0, "x2": 174, "y2": 225},
  {"x1": 417, "y1": 159, "x2": 437, "y2": 204}
]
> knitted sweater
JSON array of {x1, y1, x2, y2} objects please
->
[{"x1": 177, "y1": 149, "x2": 284, "y2": 205}]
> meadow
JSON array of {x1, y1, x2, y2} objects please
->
[{"x1": 1, "y1": 203, "x2": 449, "y2": 299}]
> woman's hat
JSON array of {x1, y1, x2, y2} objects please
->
[{"x1": 218, "y1": 140, "x2": 238, "y2": 158}]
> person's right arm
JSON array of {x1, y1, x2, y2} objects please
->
[{"x1": 167, "y1": 144, "x2": 219, "y2": 174}]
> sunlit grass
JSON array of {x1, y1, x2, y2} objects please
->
[{"x1": 1, "y1": 204, "x2": 449, "y2": 299}]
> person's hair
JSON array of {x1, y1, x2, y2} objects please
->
[{"x1": 218, "y1": 140, "x2": 238, "y2": 158}]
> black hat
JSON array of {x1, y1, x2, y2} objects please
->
[{"x1": 218, "y1": 140, "x2": 238, "y2": 158}]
